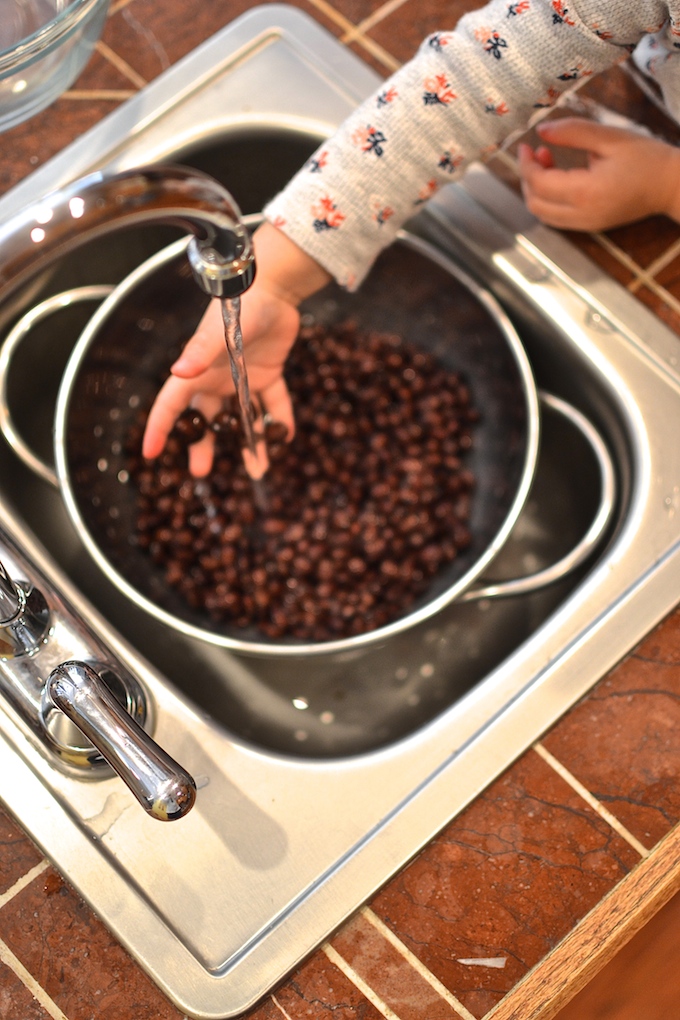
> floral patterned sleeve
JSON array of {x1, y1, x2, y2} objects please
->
[{"x1": 263, "y1": 0, "x2": 675, "y2": 290}]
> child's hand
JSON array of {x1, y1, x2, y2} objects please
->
[
  {"x1": 141, "y1": 223, "x2": 331, "y2": 477},
  {"x1": 517, "y1": 117, "x2": 680, "y2": 231}
]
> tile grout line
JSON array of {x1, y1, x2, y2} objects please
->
[
  {"x1": 632, "y1": 273, "x2": 680, "y2": 319},
  {"x1": 303, "y1": 0, "x2": 402, "y2": 74},
  {"x1": 343, "y1": 0, "x2": 412, "y2": 41},
  {"x1": 559, "y1": 222, "x2": 680, "y2": 324},
  {"x1": 63, "y1": 90, "x2": 137, "y2": 101},
  {"x1": 108, "y1": 0, "x2": 134, "y2": 14},
  {"x1": 361, "y1": 906, "x2": 479, "y2": 1020},
  {"x1": 0, "y1": 860, "x2": 49, "y2": 912},
  {"x1": 533, "y1": 743, "x2": 650, "y2": 857},
  {"x1": 586, "y1": 229, "x2": 680, "y2": 313},
  {"x1": 590, "y1": 231, "x2": 654, "y2": 289},
  {"x1": 0, "y1": 935, "x2": 69, "y2": 1020},
  {"x1": 634, "y1": 232, "x2": 680, "y2": 283},
  {"x1": 343, "y1": 33, "x2": 402, "y2": 74},
  {"x1": 304, "y1": 0, "x2": 358, "y2": 36},
  {"x1": 323, "y1": 942, "x2": 405, "y2": 1020},
  {"x1": 95, "y1": 39, "x2": 148, "y2": 88},
  {"x1": 270, "y1": 994, "x2": 295, "y2": 1020}
]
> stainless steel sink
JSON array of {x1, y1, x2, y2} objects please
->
[{"x1": 0, "y1": 5, "x2": 679, "y2": 1017}]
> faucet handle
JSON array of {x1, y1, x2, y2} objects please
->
[
  {"x1": 0, "y1": 560, "x2": 22, "y2": 622},
  {"x1": 45, "y1": 661, "x2": 196, "y2": 821},
  {"x1": 0, "y1": 558, "x2": 50, "y2": 658}
]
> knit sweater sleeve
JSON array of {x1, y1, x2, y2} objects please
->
[{"x1": 263, "y1": 0, "x2": 673, "y2": 290}]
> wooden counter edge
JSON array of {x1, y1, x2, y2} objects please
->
[{"x1": 483, "y1": 822, "x2": 680, "y2": 1020}]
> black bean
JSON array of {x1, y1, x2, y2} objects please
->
[{"x1": 172, "y1": 408, "x2": 207, "y2": 444}]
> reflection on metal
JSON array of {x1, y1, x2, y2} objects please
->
[
  {"x1": 44, "y1": 661, "x2": 196, "y2": 820},
  {"x1": 0, "y1": 286, "x2": 114, "y2": 487},
  {"x1": 460, "y1": 391, "x2": 617, "y2": 601},
  {"x1": 0, "y1": 541, "x2": 195, "y2": 819},
  {"x1": 0, "y1": 559, "x2": 50, "y2": 658},
  {"x1": 0, "y1": 166, "x2": 255, "y2": 307}
]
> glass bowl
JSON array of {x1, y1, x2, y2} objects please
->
[{"x1": 0, "y1": 0, "x2": 110, "y2": 131}]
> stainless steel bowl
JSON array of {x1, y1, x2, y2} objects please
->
[
  {"x1": 58, "y1": 231, "x2": 541, "y2": 656},
  {"x1": 0, "y1": 228, "x2": 615, "y2": 658}
]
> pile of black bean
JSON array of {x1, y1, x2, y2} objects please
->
[{"x1": 127, "y1": 319, "x2": 479, "y2": 642}]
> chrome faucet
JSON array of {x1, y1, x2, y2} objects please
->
[
  {"x1": 0, "y1": 550, "x2": 196, "y2": 821},
  {"x1": 0, "y1": 559, "x2": 50, "y2": 658},
  {"x1": 0, "y1": 163, "x2": 256, "y2": 301},
  {"x1": 0, "y1": 164, "x2": 255, "y2": 820},
  {"x1": 44, "y1": 661, "x2": 196, "y2": 822}
]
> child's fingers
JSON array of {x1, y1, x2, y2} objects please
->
[
  {"x1": 517, "y1": 145, "x2": 594, "y2": 226},
  {"x1": 186, "y1": 395, "x2": 221, "y2": 477},
  {"x1": 535, "y1": 116, "x2": 630, "y2": 155},
  {"x1": 170, "y1": 300, "x2": 225, "y2": 378},
  {"x1": 535, "y1": 145, "x2": 555, "y2": 169},
  {"x1": 517, "y1": 141, "x2": 556, "y2": 170},
  {"x1": 519, "y1": 144, "x2": 584, "y2": 203},
  {"x1": 142, "y1": 375, "x2": 199, "y2": 459},
  {"x1": 260, "y1": 375, "x2": 296, "y2": 440},
  {"x1": 187, "y1": 435, "x2": 217, "y2": 478},
  {"x1": 517, "y1": 194, "x2": 581, "y2": 228}
]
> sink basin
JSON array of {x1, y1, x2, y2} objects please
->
[{"x1": 0, "y1": 5, "x2": 679, "y2": 1016}]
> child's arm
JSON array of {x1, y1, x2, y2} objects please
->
[
  {"x1": 263, "y1": 0, "x2": 641, "y2": 292},
  {"x1": 518, "y1": 117, "x2": 680, "y2": 231},
  {"x1": 143, "y1": 0, "x2": 670, "y2": 472}
]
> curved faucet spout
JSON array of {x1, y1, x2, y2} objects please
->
[
  {"x1": 0, "y1": 164, "x2": 256, "y2": 300},
  {"x1": 45, "y1": 661, "x2": 196, "y2": 821},
  {"x1": 0, "y1": 164, "x2": 251, "y2": 819}
]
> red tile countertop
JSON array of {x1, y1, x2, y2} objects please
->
[{"x1": 1, "y1": 1, "x2": 680, "y2": 1018}]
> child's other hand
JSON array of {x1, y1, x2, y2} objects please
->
[
  {"x1": 141, "y1": 223, "x2": 331, "y2": 477},
  {"x1": 517, "y1": 117, "x2": 680, "y2": 231}
]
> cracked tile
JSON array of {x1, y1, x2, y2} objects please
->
[
  {"x1": 0, "y1": 870, "x2": 185, "y2": 1020},
  {"x1": 330, "y1": 911, "x2": 470, "y2": 1019},
  {"x1": 0, "y1": 961, "x2": 54, "y2": 1020},
  {"x1": 367, "y1": 749, "x2": 641, "y2": 1017},
  {"x1": 246, "y1": 952, "x2": 385, "y2": 1020},
  {"x1": 542, "y1": 607, "x2": 680, "y2": 851},
  {"x1": 0, "y1": 807, "x2": 43, "y2": 898}
]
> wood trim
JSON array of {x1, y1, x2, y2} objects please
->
[{"x1": 483, "y1": 823, "x2": 680, "y2": 1020}]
